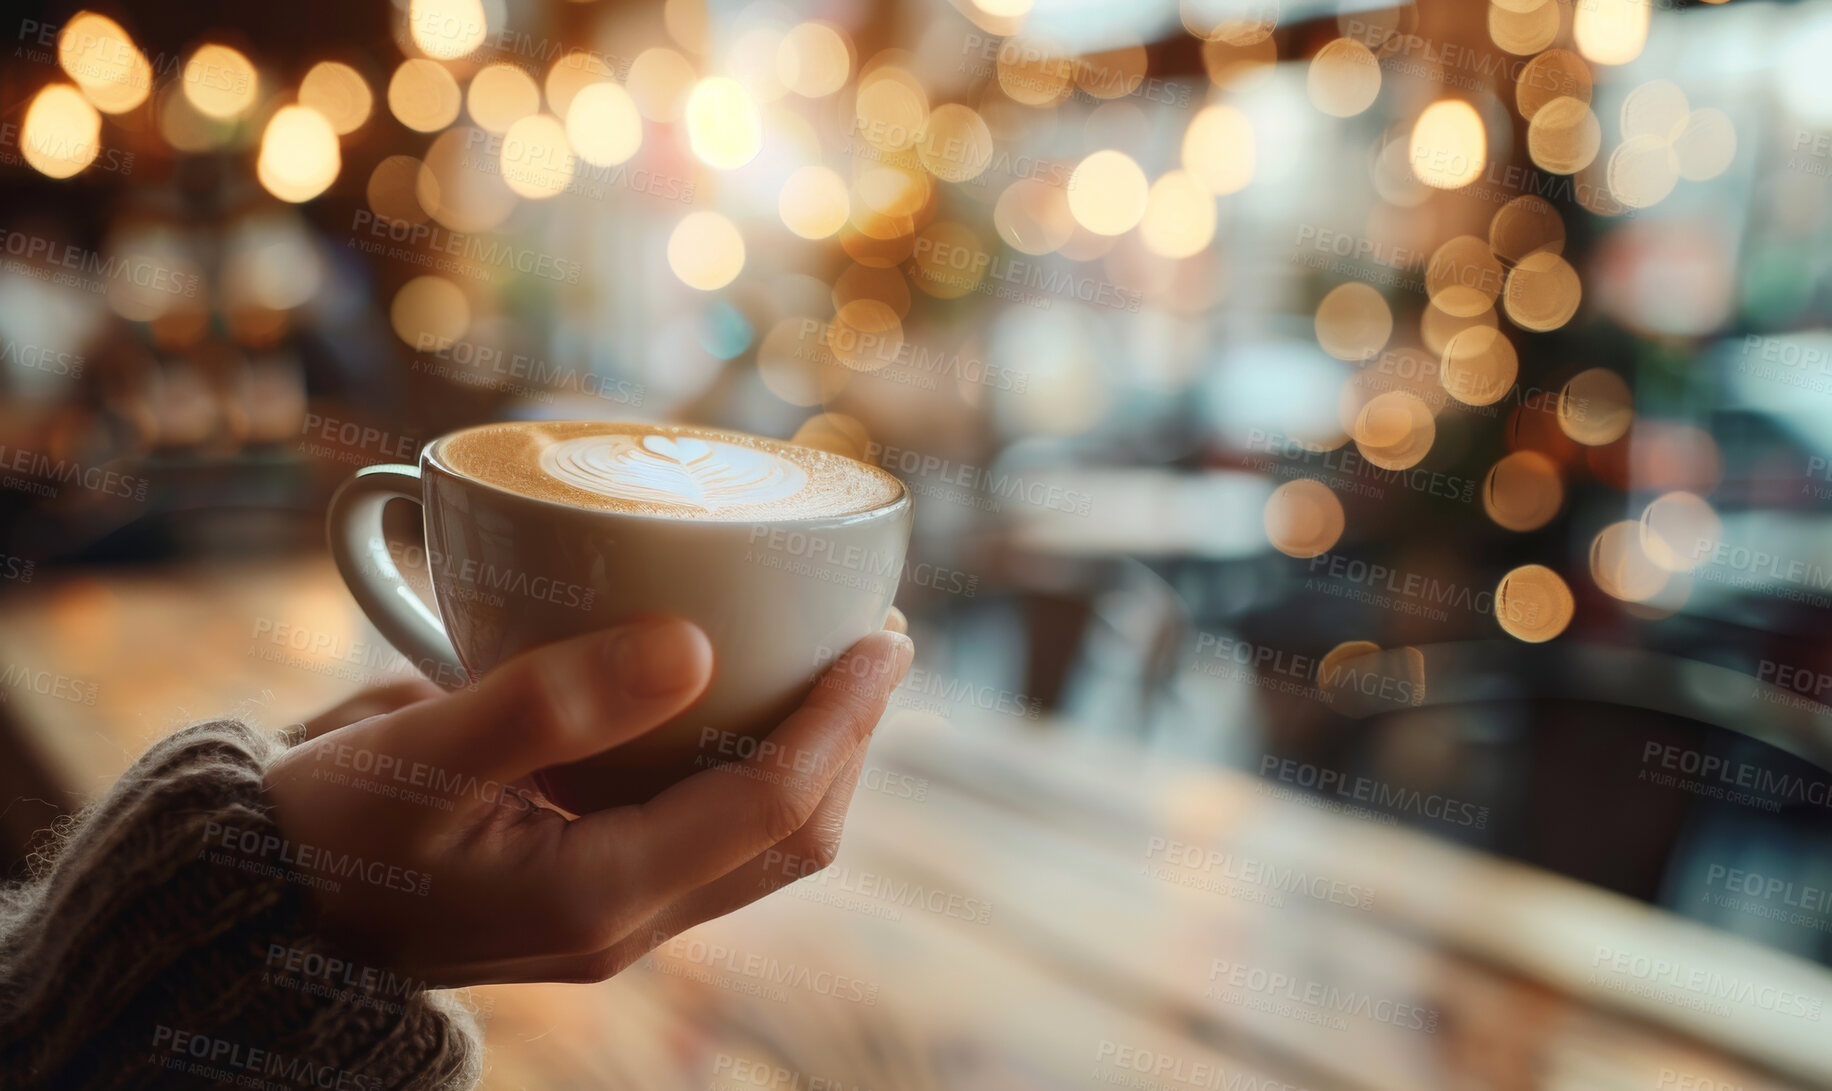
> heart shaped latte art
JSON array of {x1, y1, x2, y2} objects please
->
[{"x1": 540, "y1": 433, "x2": 809, "y2": 512}]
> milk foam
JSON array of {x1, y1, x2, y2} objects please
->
[
  {"x1": 540, "y1": 433, "x2": 809, "y2": 513},
  {"x1": 440, "y1": 422, "x2": 904, "y2": 520}
]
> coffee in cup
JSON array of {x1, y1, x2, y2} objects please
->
[{"x1": 326, "y1": 420, "x2": 912, "y2": 812}]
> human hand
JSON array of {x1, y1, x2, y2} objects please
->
[{"x1": 263, "y1": 613, "x2": 913, "y2": 988}]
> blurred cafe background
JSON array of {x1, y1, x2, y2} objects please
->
[{"x1": 5, "y1": 0, "x2": 1832, "y2": 1086}]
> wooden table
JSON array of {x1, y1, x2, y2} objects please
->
[{"x1": 1, "y1": 556, "x2": 1826, "y2": 1090}]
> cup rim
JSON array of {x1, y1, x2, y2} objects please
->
[{"x1": 421, "y1": 421, "x2": 912, "y2": 527}]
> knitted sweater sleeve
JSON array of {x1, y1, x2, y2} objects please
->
[{"x1": 0, "y1": 719, "x2": 482, "y2": 1091}]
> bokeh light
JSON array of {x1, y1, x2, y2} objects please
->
[
  {"x1": 1558, "y1": 368, "x2": 1633, "y2": 446},
  {"x1": 256, "y1": 106, "x2": 341, "y2": 202},
  {"x1": 21, "y1": 84, "x2": 102, "y2": 179},
  {"x1": 778, "y1": 166, "x2": 851, "y2": 239},
  {"x1": 389, "y1": 58, "x2": 462, "y2": 132},
  {"x1": 409, "y1": 0, "x2": 486, "y2": 61},
  {"x1": 390, "y1": 275, "x2": 470, "y2": 347},
  {"x1": 1067, "y1": 150, "x2": 1149, "y2": 236},
  {"x1": 777, "y1": 22, "x2": 850, "y2": 98},
  {"x1": 299, "y1": 62, "x2": 373, "y2": 135},
  {"x1": 994, "y1": 179, "x2": 1075, "y2": 255},
  {"x1": 1575, "y1": 0, "x2": 1650, "y2": 66},
  {"x1": 1496, "y1": 564, "x2": 1574, "y2": 642},
  {"x1": 1504, "y1": 250, "x2": 1582, "y2": 331},
  {"x1": 628, "y1": 48, "x2": 696, "y2": 123},
  {"x1": 467, "y1": 64, "x2": 540, "y2": 134},
  {"x1": 183, "y1": 44, "x2": 258, "y2": 120},
  {"x1": 1410, "y1": 100, "x2": 1485, "y2": 189},
  {"x1": 1640, "y1": 491, "x2": 1721, "y2": 572},
  {"x1": 917, "y1": 104, "x2": 994, "y2": 184},
  {"x1": 1352, "y1": 390, "x2": 1435, "y2": 470},
  {"x1": 58, "y1": 13, "x2": 152, "y2": 114},
  {"x1": 1527, "y1": 97, "x2": 1601, "y2": 175},
  {"x1": 668, "y1": 212, "x2": 746, "y2": 290},
  {"x1": 565, "y1": 82, "x2": 643, "y2": 166},
  {"x1": 1306, "y1": 38, "x2": 1380, "y2": 118},
  {"x1": 1441, "y1": 326, "x2": 1518, "y2": 406},
  {"x1": 1263, "y1": 478, "x2": 1346, "y2": 559},
  {"x1": 1427, "y1": 235, "x2": 1504, "y2": 318},
  {"x1": 1315, "y1": 283, "x2": 1392, "y2": 362},
  {"x1": 1182, "y1": 104, "x2": 1255, "y2": 195},
  {"x1": 1139, "y1": 171, "x2": 1218, "y2": 259},
  {"x1": 499, "y1": 114, "x2": 573, "y2": 199},
  {"x1": 1591, "y1": 521, "x2": 1669, "y2": 602},
  {"x1": 547, "y1": 51, "x2": 615, "y2": 117},
  {"x1": 686, "y1": 77, "x2": 763, "y2": 169},
  {"x1": 1484, "y1": 451, "x2": 1563, "y2": 531}
]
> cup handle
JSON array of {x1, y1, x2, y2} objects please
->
[{"x1": 326, "y1": 463, "x2": 469, "y2": 689}]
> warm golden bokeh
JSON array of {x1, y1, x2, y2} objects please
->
[
  {"x1": 667, "y1": 212, "x2": 746, "y2": 290},
  {"x1": 467, "y1": 64, "x2": 541, "y2": 134},
  {"x1": 1496, "y1": 564, "x2": 1574, "y2": 642},
  {"x1": 256, "y1": 106, "x2": 341, "y2": 202},
  {"x1": 1504, "y1": 250, "x2": 1582, "y2": 332},
  {"x1": 1558, "y1": 368, "x2": 1634, "y2": 446},
  {"x1": 1182, "y1": 104, "x2": 1255, "y2": 196},
  {"x1": 1527, "y1": 97, "x2": 1601, "y2": 175},
  {"x1": 1483, "y1": 451, "x2": 1563, "y2": 532},
  {"x1": 1263, "y1": 478, "x2": 1346, "y2": 559},
  {"x1": 389, "y1": 275, "x2": 470, "y2": 346},
  {"x1": 299, "y1": 62, "x2": 373, "y2": 135},
  {"x1": 1591, "y1": 521, "x2": 1669, "y2": 603},
  {"x1": 917, "y1": 104, "x2": 994, "y2": 184},
  {"x1": 408, "y1": 0, "x2": 486, "y2": 61},
  {"x1": 994, "y1": 179, "x2": 1076, "y2": 256},
  {"x1": 1441, "y1": 326, "x2": 1518, "y2": 407},
  {"x1": 565, "y1": 82, "x2": 643, "y2": 166},
  {"x1": 21, "y1": 84, "x2": 103, "y2": 179},
  {"x1": 1067, "y1": 150, "x2": 1149, "y2": 236},
  {"x1": 389, "y1": 58, "x2": 462, "y2": 132},
  {"x1": 826, "y1": 298, "x2": 903, "y2": 371},
  {"x1": 1639, "y1": 491, "x2": 1721, "y2": 572},
  {"x1": 1306, "y1": 38, "x2": 1381, "y2": 118},
  {"x1": 1315, "y1": 283, "x2": 1392, "y2": 362},
  {"x1": 1427, "y1": 236, "x2": 1504, "y2": 318},
  {"x1": 499, "y1": 114, "x2": 573, "y2": 199},
  {"x1": 778, "y1": 166, "x2": 851, "y2": 239},
  {"x1": 627, "y1": 48, "x2": 696, "y2": 123},
  {"x1": 1410, "y1": 100, "x2": 1485, "y2": 190},
  {"x1": 1489, "y1": 196, "x2": 1565, "y2": 266},
  {"x1": 1575, "y1": 0, "x2": 1651, "y2": 66},
  {"x1": 777, "y1": 22, "x2": 851, "y2": 98},
  {"x1": 1352, "y1": 390, "x2": 1436, "y2": 471},
  {"x1": 1139, "y1": 171, "x2": 1218, "y2": 259},
  {"x1": 686, "y1": 77, "x2": 763, "y2": 169},
  {"x1": 183, "y1": 44, "x2": 258, "y2": 120},
  {"x1": 58, "y1": 13, "x2": 152, "y2": 114}
]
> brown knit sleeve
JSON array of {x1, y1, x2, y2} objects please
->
[{"x1": 0, "y1": 719, "x2": 482, "y2": 1091}]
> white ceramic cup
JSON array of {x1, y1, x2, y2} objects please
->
[{"x1": 325, "y1": 421, "x2": 913, "y2": 812}]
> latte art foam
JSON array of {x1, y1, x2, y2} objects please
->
[
  {"x1": 438, "y1": 421, "x2": 903, "y2": 521},
  {"x1": 541, "y1": 433, "x2": 809, "y2": 512}
]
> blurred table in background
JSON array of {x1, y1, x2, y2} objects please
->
[{"x1": 0, "y1": 557, "x2": 1826, "y2": 1091}]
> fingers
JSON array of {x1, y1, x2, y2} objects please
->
[
  {"x1": 564, "y1": 630, "x2": 912, "y2": 925},
  {"x1": 359, "y1": 617, "x2": 713, "y2": 786},
  {"x1": 654, "y1": 742, "x2": 871, "y2": 932},
  {"x1": 449, "y1": 745, "x2": 875, "y2": 987},
  {"x1": 884, "y1": 606, "x2": 908, "y2": 635},
  {"x1": 299, "y1": 679, "x2": 444, "y2": 742}
]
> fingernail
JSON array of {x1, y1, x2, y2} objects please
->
[
  {"x1": 613, "y1": 619, "x2": 709, "y2": 699},
  {"x1": 889, "y1": 633, "x2": 915, "y2": 684}
]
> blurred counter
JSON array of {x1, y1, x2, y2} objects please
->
[{"x1": 0, "y1": 556, "x2": 1825, "y2": 1090}]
